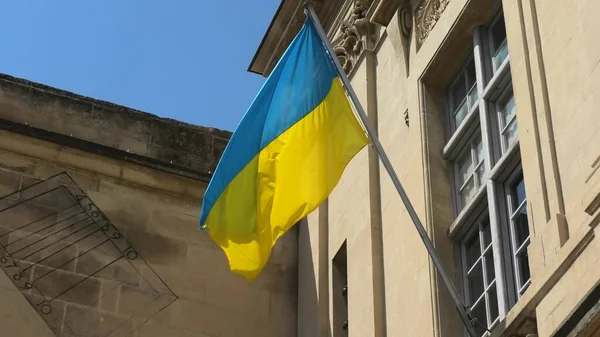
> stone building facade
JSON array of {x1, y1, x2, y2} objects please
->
[
  {"x1": 0, "y1": 73, "x2": 298, "y2": 337},
  {"x1": 1, "y1": 0, "x2": 599, "y2": 336},
  {"x1": 249, "y1": 0, "x2": 600, "y2": 336}
]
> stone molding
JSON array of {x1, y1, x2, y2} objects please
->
[{"x1": 415, "y1": 0, "x2": 450, "y2": 50}]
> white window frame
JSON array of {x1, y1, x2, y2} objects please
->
[
  {"x1": 453, "y1": 133, "x2": 485, "y2": 213},
  {"x1": 447, "y1": 55, "x2": 480, "y2": 134},
  {"x1": 459, "y1": 210, "x2": 501, "y2": 334},
  {"x1": 504, "y1": 166, "x2": 531, "y2": 298},
  {"x1": 495, "y1": 88, "x2": 516, "y2": 154}
]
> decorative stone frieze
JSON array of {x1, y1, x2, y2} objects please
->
[
  {"x1": 415, "y1": 0, "x2": 449, "y2": 50},
  {"x1": 331, "y1": 0, "x2": 376, "y2": 74}
]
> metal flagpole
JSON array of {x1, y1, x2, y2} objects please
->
[{"x1": 303, "y1": 3, "x2": 479, "y2": 337}]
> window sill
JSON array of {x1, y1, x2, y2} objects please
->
[
  {"x1": 482, "y1": 57, "x2": 511, "y2": 101},
  {"x1": 489, "y1": 141, "x2": 521, "y2": 181},
  {"x1": 442, "y1": 104, "x2": 480, "y2": 161},
  {"x1": 448, "y1": 185, "x2": 487, "y2": 239}
]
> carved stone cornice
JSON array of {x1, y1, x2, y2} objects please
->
[
  {"x1": 369, "y1": 0, "x2": 404, "y2": 26},
  {"x1": 414, "y1": 0, "x2": 450, "y2": 50},
  {"x1": 331, "y1": 0, "x2": 377, "y2": 74}
]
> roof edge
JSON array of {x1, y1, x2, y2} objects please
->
[{"x1": 247, "y1": 0, "x2": 287, "y2": 75}]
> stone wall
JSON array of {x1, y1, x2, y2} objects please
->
[
  {"x1": 285, "y1": 0, "x2": 600, "y2": 336},
  {"x1": 0, "y1": 74, "x2": 299, "y2": 337},
  {"x1": 0, "y1": 73, "x2": 229, "y2": 183},
  {"x1": 503, "y1": 0, "x2": 600, "y2": 335}
]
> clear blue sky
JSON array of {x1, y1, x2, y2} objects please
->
[{"x1": 0, "y1": 0, "x2": 282, "y2": 131}]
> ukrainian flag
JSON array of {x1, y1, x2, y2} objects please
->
[{"x1": 199, "y1": 19, "x2": 369, "y2": 281}]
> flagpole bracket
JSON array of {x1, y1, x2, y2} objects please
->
[{"x1": 301, "y1": 1, "x2": 318, "y2": 16}]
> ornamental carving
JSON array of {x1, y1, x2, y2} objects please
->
[
  {"x1": 332, "y1": 0, "x2": 375, "y2": 74},
  {"x1": 415, "y1": 0, "x2": 449, "y2": 50}
]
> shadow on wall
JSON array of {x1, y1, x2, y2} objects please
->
[{"x1": 297, "y1": 217, "x2": 332, "y2": 337}]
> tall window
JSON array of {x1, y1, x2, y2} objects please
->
[
  {"x1": 332, "y1": 242, "x2": 348, "y2": 337},
  {"x1": 443, "y1": 7, "x2": 531, "y2": 336}
]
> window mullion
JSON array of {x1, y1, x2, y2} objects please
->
[
  {"x1": 473, "y1": 26, "x2": 510, "y2": 319},
  {"x1": 471, "y1": 142, "x2": 478, "y2": 187}
]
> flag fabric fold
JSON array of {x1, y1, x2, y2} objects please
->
[{"x1": 199, "y1": 18, "x2": 369, "y2": 281}]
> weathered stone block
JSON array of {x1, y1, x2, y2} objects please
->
[
  {"x1": 147, "y1": 264, "x2": 205, "y2": 302},
  {"x1": 147, "y1": 143, "x2": 188, "y2": 167},
  {"x1": 125, "y1": 229, "x2": 187, "y2": 267},
  {"x1": 202, "y1": 275, "x2": 271, "y2": 322},
  {"x1": 0, "y1": 149, "x2": 36, "y2": 175},
  {"x1": 211, "y1": 137, "x2": 228, "y2": 163},
  {"x1": 0, "y1": 168, "x2": 22, "y2": 198},
  {"x1": 99, "y1": 280, "x2": 121, "y2": 312},
  {"x1": 118, "y1": 284, "x2": 159, "y2": 316},
  {"x1": 59, "y1": 276, "x2": 102, "y2": 308},
  {"x1": 187, "y1": 154, "x2": 212, "y2": 176},
  {"x1": 136, "y1": 323, "x2": 189, "y2": 337},
  {"x1": 148, "y1": 120, "x2": 211, "y2": 155},
  {"x1": 64, "y1": 304, "x2": 129, "y2": 337},
  {"x1": 167, "y1": 298, "x2": 264, "y2": 336},
  {"x1": 185, "y1": 243, "x2": 226, "y2": 276},
  {"x1": 146, "y1": 209, "x2": 205, "y2": 244},
  {"x1": 91, "y1": 105, "x2": 152, "y2": 144},
  {"x1": 94, "y1": 258, "x2": 141, "y2": 287}
]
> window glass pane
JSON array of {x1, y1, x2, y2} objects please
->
[
  {"x1": 499, "y1": 95, "x2": 517, "y2": 150},
  {"x1": 468, "y1": 85, "x2": 478, "y2": 109},
  {"x1": 488, "y1": 285, "x2": 499, "y2": 323},
  {"x1": 492, "y1": 15, "x2": 507, "y2": 52},
  {"x1": 454, "y1": 101, "x2": 469, "y2": 127},
  {"x1": 493, "y1": 43, "x2": 509, "y2": 70},
  {"x1": 514, "y1": 205, "x2": 529, "y2": 247},
  {"x1": 482, "y1": 221, "x2": 492, "y2": 248},
  {"x1": 466, "y1": 232, "x2": 481, "y2": 268},
  {"x1": 451, "y1": 77, "x2": 467, "y2": 111},
  {"x1": 468, "y1": 263, "x2": 485, "y2": 302},
  {"x1": 518, "y1": 250, "x2": 531, "y2": 289},
  {"x1": 466, "y1": 59, "x2": 477, "y2": 89},
  {"x1": 471, "y1": 300, "x2": 488, "y2": 336},
  {"x1": 457, "y1": 149, "x2": 474, "y2": 185},
  {"x1": 475, "y1": 137, "x2": 484, "y2": 163},
  {"x1": 460, "y1": 178, "x2": 477, "y2": 207},
  {"x1": 474, "y1": 137, "x2": 485, "y2": 186},
  {"x1": 511, "y1": 177, "x2": 526, "y2": 206},
  {"x1": 484, "y1": 250, "x2": 495, "y2": 283},
  {"x1": 476, "y1": 165, "x2": 485, "y2": 188},
  {"x1": 491, "y1": 15, "x2": 508, "y2": 70},
  {"x1": 503, "y1": 119, "x2": 518, "y2": 148},
  {"x1": 501, "y1": 95, "x2": 516, "y2": 127}
]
